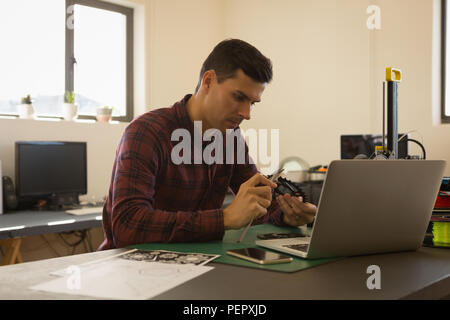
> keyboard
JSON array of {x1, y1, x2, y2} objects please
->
[
  {"x1": 66, "y1": 206, "x2": 103, "y2": 215},
  {"x1": 282, "y1": 243, "x2": 309, "y2": 252}
]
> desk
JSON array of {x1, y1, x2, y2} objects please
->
[
  {"x1": 0, "y1": 246, "x2": 449, "y2": 299},
  {"x1": 0, "y1": 194, "x2": 235, "y2": 265},
  {"x1": 0, "y1": 210, "x2": 102, "y2": 265}
]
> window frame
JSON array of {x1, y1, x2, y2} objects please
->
[
  {"x1": 66, "y1": 0, "x2": 134, "y2": 122},
  {"x1": 442, "y1": 0, "x2": 450, "y2": 123},
  {"x1": 0, "y1": 1, "x2": 134, "y2": 122}
]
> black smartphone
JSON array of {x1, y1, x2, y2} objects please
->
[
  {"x1": 226, "y1": 248, "x2": 293, "y2": 265},
  {"x1": 257, "y1": 232, "x2": 305, "y2": 240}
]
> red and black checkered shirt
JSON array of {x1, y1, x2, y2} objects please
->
[{"x1": 98, "y1": 95, "x2": 284, "y2": 250}]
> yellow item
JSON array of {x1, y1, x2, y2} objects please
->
[
  {"x1": 432, "y1": 221, "x2": 450, "y2": 247},
  {"x1": 386, "y1": 67, "x2": 402, "y2": 82}
]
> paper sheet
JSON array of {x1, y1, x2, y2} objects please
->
[
  {"x1": 31, "y1": 258, "x2": 214, "y2": 300},
  {"x1": 49, "y1": 249, "x2": 138, "y2": 277},
  {"x1": 49, "y1": 249, "x2": 219, "y2": 277}
]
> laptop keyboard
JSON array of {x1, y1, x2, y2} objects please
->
[{"x1": 282, "y1": 244, "x2": 309, "y2": 252}]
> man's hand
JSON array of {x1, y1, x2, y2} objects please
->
[
  {"x1": 223, "y1": 174, "x2": 277, "y2": 230},
  {"x1": 277, "y1": 194, "x2": 317, "y2": 227}
]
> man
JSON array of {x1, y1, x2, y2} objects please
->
[{"x1": 98, "y1": 39, "x2": 317, "y2": 250}]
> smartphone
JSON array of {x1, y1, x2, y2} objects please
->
[
  {"x1": 257, "y1": 232, "x2": 305, "y2": 240},
  {"x1": 226, "y1": 248, "x2": 293, "y2": 265}
]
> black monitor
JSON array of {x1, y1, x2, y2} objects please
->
[
  {"x1": 340, "y1": 134, "x2": 409, "y2": 159},
  {"x1": 15, "y1": 141, "x2": 87, "y2": 209}
]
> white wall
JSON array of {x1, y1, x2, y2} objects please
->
[
  {"x1": 0, "y1": 119, "x2": 127, "y2": 201},
  {"x1": 223, "y1": 0, "x2": 372, "y2": 169},
  {"x1": 144, "y1": 0, "x2": 224, "y2": 108}
]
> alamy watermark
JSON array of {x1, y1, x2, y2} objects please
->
[
  {"x1": 366, "y1": 265, "x2": 381, "y2": 290},
  {"x1": 170, "y1": 121, "x2": 280, "y2": 174},
  {"x1": 66, "y1": 265, "x2": 81, "y2": 290},
  {"x1": 66, "y1": 5, "x2": 75, "y2": 30},
  {"x1": 366, "y1": 5, "x2": 381, "y2": 30}
]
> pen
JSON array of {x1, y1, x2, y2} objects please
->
[{"x1": 237, "y1": 168, "x2": 284, "y2": 243}]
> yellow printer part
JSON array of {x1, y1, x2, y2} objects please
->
[{"x1": 386, "y1": 67, "x2": 402, "y2": 82}]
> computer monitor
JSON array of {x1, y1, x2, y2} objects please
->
[
  {"x1": 340, "y1": 134, "x2": 409, "y2": 159},
  {"x1": 15, "y1": 141, "x2": 87, "y2": 209}
]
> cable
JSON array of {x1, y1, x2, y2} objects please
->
[
  {"x1": 80, "y1": 230, "x2": 89, "y2": 253},
  {"x1": 359, "y1": 136, "x2": 426, "y2": 160},
  {"x1": 406, "y1": 138, "x2": 426, "y2": 159},
  {"x1": 86, "y1": 230, "x2": 94, "y2": 252},
  {"x1": 58, "y1": 230, "x2": 86, "y2": 248},
  {"x1": 40, "y1": 235, "x2": 62, "y2": 257},
  {"x1": 383, "y1": 82, "x2": 385, "y2": 152}
]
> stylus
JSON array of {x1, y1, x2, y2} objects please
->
[
  {"x1": 237, "y1": 169, "x2": 284, "y2": 243},
  {"x1": 237, "y1": 217, "x2": 253, "y2": 243}
]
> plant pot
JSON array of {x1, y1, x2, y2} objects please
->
[
  {"x1": 18, "y1": 104, "x2": 35, "y2": 119},
  {"x1": 96, "y1": 108, "x2": 113, "y2": 123},
  {"x1": 63, "y1": 103, "x2": 78, "y2": 121}
]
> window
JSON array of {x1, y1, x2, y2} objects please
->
[
  {"x1": 0, "y1": 0, "x2": 133, "y2": 122},
  {"x1": 442, "y1": 0, "x2": 450, "y2": 123},
  {"x1": 67, "y1": 0, "x2": 133, "y2": 122},
  {"x1": 0, "y1": 0, "x2": 65, "y2": 116}
]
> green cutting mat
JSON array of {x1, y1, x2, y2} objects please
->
[{"x1": 130, "y1": 224, "x2": 341, "y2": 273}]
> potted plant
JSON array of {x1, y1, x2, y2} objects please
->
[
  {"x1": 18, "y1": 94, "x2": 35, "y2": 119},
  {"x1": 63, "y1": 91, "x2": 78, "y2": 121},
  {"x1": 96, "y1": 106, "x2": 113, "y2": 123}
]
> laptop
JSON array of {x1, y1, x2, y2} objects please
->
[{"x1": 256, "y1": 160, "x2": 446, "y2": 259}]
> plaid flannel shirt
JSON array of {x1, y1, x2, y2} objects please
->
[{"x1": 98, "y1": 94, "x2": 284, "y2": 250}]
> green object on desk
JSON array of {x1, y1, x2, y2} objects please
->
[{"x1": 130, "y1": 224, "x2": 341, "y2": 273}]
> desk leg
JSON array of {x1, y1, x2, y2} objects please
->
[{"x1": 0, "y1": 239, "x2": 23, "y2": 266}]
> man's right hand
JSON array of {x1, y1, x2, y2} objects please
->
[{"x1": 223, "y1": 174, "x2": 277, "y2": 230}]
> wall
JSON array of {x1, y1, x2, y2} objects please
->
[
  {"x1": 0, "y1": 118, "x2": 127, "y2": 199},
  {"x1": 372, "y1": 0, "x2": 450, "y2": 173},
  {"x1": 144, "y1": 0, "x2": 224, "y2": 109},
  {"x1": 222, "y1": 0, "x2": 373, "y2": 171}
]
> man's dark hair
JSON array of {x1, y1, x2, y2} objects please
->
[{"x1": 195, "y1": 39, "x2": 273, "y2": 93}]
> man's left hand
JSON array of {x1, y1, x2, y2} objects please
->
[{"x1": 277, "y1": 194, "x2": 317, "y2": 227}]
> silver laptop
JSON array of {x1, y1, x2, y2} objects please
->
[{"x1": 256, "y1": 160, "x2": 446, "y2": 259}]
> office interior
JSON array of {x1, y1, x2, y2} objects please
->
[{"x1": 0, "y1": 0, "x2": 449, "y2": 273}]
